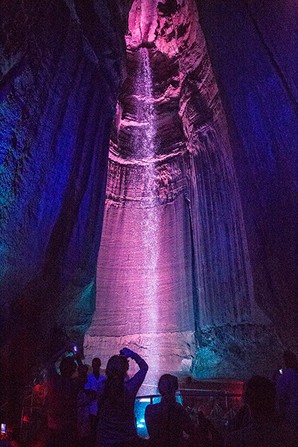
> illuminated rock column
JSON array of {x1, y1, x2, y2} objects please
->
[
  {"x1": 85, "y1": 0, "x2": 273, "y2": 383},
  {"x1": 85, "y1": 45, "x2": 195, "y2": 387}
]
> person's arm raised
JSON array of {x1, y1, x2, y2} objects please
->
[
  {"x1": 120, "y1": 347, "x2": 148, "y2": 394},
  {"x1": 46, "y1": 342, "x2": 77, "y2": 378},
  {"x1": 120, "y1": 347, "x2": 148, "y2": 372}
]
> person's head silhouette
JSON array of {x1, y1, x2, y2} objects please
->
[{"x1": 59, "y1": 356, "x2": 76, "y2": 378}]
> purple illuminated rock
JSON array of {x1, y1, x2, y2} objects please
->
[
  {"x1": 84, "y1": 0, "x2": 279, "y2": 384},
  {"x1": 0, "y1": 0, "x2": 297, "y2": 413}
]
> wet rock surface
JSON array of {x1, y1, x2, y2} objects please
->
[
  {"x1": 0, "y1": 0, "x2": 297, "y2": 415},
  {"x1": 85, "y1": 0, "x2": 287, "y2": 383}
]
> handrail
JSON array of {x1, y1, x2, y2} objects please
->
[
  {"x1": 136, "y1": 389, "x2": 242, "y2": 399},
  {"x1": 135, "y1": 389, "x2": 242, "y2": 409}
]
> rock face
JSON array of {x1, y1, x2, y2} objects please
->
[
  {"x1": 84, "y1": 0, "x2": 283, "y2": 385},
  {"x1": 195, "y1": 0, "x2": 298, "y2": 375},
  {"x1": 0, "y1": 0, "x2": 132, "y2": 411},
  {"x1": 0, "y1": 0, "x2": 297, "y2": 412}
]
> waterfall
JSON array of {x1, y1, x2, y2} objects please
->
[
  {"x1": 84, "y1": 45, "x2": 196, "y2": 388},
  {"x1": 135, "y1": 48, "x2": 159, "y2": 336},
  {"x1": 84, "y1": 0, "x2": 274, "y2": 384}
]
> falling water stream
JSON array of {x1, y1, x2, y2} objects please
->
[
  {"x1": 135, "y1": 48, "x2": 159, "y2": 337},
  {"x1": 85, "y1": 0, "x2": 268, "y2": 385}
]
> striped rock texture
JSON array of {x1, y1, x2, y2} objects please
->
[{"x1": 0, "y1": 0, "x2": 297, "y2": 409}]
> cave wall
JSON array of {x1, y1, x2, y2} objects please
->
[
  {"x1": 85, "y1": 0, "x2": 283, "y2": 383},
  {"x1": 0, "y1": 0, "x2": 132, "y2": 410},
  {"x1": 85, "y1": 10, "x2": 199, "y2": 382},
  {"x1": 0, "y1": 0, "x2": 297, "y2": 412},
  {"x1": 198, "y1": 0, "x2": 298, "y2": 350}
]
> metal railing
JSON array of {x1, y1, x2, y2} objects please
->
[
  {"x1": 19, "y1": 385, "x2": 243, "y2": 441},
  {"x1": 135, "y1": 389, "x2": 242, "y2": 438}
]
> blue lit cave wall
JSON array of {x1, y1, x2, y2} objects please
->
[
  {"x1": 0, "y1": 0, "x2": 133, "y2": 412},
  {"x1": 0, "y1": 0, "x2": 297, "y2": 414},
  {"x1": 195, "y1": 0, "x2": 298, "y2": 374}
]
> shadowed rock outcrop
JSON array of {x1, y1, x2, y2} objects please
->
[
  {"x1": 0, "y1": 0, "x2": 132, "y2": 413},
  {"x1": 197, "y1": 0, "x2": 298, "y2": 355}
]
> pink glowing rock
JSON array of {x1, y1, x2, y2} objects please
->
[{"x1": 84, "y1": 0, "x2": 269, "y2": 385}]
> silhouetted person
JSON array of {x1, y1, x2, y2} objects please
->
[
  {"x1": 96, "y1": 347, "x2": 148, "y2": 447},
  {"x1": 145, "y1": 374, "x2": 195, "y2": 447},
  {"x1": 225, "y1": 375, "x2": 297, "y2": 447},
  {"x1": 276, "y1": 350, "x2": 298, "y2": 429},
  {"x1": 78, "y1": 364, "x2": 96, "y2": 447},
  {"x1": 45, "y1": 344, "x2": 83, "y2": 447},
  {"x1": 85, "y1": 357, "x2": 105, "y2": 441}
]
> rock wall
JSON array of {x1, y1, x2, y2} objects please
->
[
  {"x1": 0, "y1": 0, "x2": 132, "y2": 412},
  {"x1": 85, "y1": 0, "x2": 284, "y2": 383},
  {"x1": 197, "y1": 0, "x2": 298, "y2": 355},
  {"x1": 0, "y1": 0, "x2": 297, "y2": 414}
]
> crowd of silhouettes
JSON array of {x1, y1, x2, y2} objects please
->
[{"x1": 39, "y1": 345, "x2": 298, "y2": 447}]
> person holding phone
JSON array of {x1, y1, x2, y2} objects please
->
[{"x1": 96, "y1": 347, "x2": 148, "y2": 447}]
